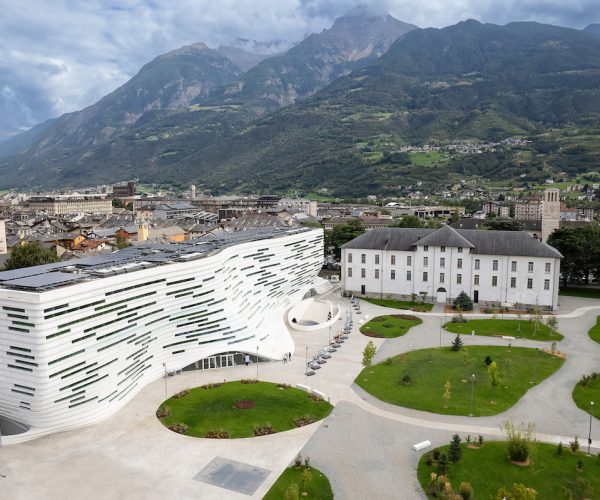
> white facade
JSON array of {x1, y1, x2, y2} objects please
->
[
  {"x1": 342, "y1": 227, "x2": 561, "y2": 310},
  {"x1": 0, "y1": 228, "x2": 323, "y2": 443}
]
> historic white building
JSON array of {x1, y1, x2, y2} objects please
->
[
  {"x1": 342, "y1": 226, "x2": 562, "y2": 310},
  {"x1": 0, "y1": 227, "x2": 323, "y2": 443}
]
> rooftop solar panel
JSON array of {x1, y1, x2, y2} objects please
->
[{"x1": 4, "y1": 272, "x2": 87, "y2": 290}]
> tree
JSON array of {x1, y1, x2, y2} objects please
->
[
  {"x1": 450, "y1": 334, "x2": 463, "y2": 351},
  {"x1": 391, "y1": 215, "x2": 424, "y2": 228},
  {"x1": 546, "y1": 316, "x2": 558, "y2": 337},
  {"x1": 301, "y1": 467, "x2": 312, "y2": 496},
  {"x1": 530, "y1": 307, "x2": 543, "y2": 335},
  {"x1": 115, "y1": 233, "x2": 130, "y2": 249},
  {"x1": 362, "y1": 341, "x2": 377, "y2": 368},
  {"x1": 284, "y1": 482, "x2": 300, "y2": 500},
  {"x1": 503, "y1": 421, "x2": 535, "y2": 463},
  {"x1": 548, "y1": 224, "x2": 600, "y2": 287},
  {"x1": 4, "y1": 242, "x2": 59, "y2": 270},
  {"x1": 453, "y1": 291, "x2": 473, "y2": 311},
  {"x1": 324, "y1": 220, "x2": 365, "y2": 258},
  {"x1": 449, "y1": 434, "x2": 462, "y2": 462},
  {"x1": 437, "y1": 452, "x2": 449, "y2": 475},
  {"x1": 488, "y1": 361, "x2": 502, "y2": 387},
  {"x1": 486, "y1": 219, "x2": 522, "y2": 231},
  {"x1": 443, "y1": 380, "x2": 451, "y2": 406}
]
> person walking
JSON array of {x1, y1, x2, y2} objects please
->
[{"x1": 244, "y1": 354, "x2": 250, "y2": 366}]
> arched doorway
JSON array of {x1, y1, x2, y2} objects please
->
[{"x1": 436, "y1": 287, "x2": 447, "y2": 303}]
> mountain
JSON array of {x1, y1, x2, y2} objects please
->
[
  {"x1": 203, "y1": 8, "x2": 417, "y2": 114},
  {"x1": 584, "y1": 23, "x2": 600, "y2": 35},
  {"x1": 0, "y1": 10, "x2": 417, "y2": 189}
]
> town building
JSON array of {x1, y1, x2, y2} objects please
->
[
  {"x1": 0, "y1": 227, "x2": 323, "y2": 443},
  {"x1": 341, "y1": 225, "x2": 562, "y2": 310},
  {"x1": 27, "y1": 195, "x2": 113, "y2": 216},
  {"x1": 483, "y1": 201, "x2": 511, "y2": 218},
  {"x1": 514, "y1": 196, "x2": 542, "y2": 221}
]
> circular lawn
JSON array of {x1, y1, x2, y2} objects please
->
[
  {"x1": 443, "y1": 318, "x2": 563, "y2": 341},
  {"x1": 355, "y1": 346, "x2": 564, "y2": 416},
  {"x1": 157, "y1": 380, "x2": 333, "y2": 438},
  {"x1": 360, "y1": 314, "x2": 422, "y2": 338}
]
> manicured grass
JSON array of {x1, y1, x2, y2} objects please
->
[
  {"x1": 360, "y1": 314, "x2": 422, "y2": 338},
  {"x1": 355, "y1": 346, "x2": 564, "y2": 416},
  {"x1": 158, "y1": 381, "x2": 333, "y2": 438},
  {"x1": 560, "y1": 287, "x2": 600, "y2": 299},
  {"x1": 588, "y1": 315, "x2": 600, "y2": 344},
  {"x1": 362, "y1": 297, "x2": 434, "y2": 312},
  {"x1": 263, "y1": 466, "x2": 334, "y2": 500},
  {"x1": 444, "y1": 318, "x2": 563, "y2": 341},
  {"x1": 572, "y1": 373, "x2": 600, "y2": 420},
  {"x1": 418, "y1": 441, "x2": 600, "y2": 499}
]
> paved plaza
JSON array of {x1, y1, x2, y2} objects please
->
[{"x1": 1, "y1": 290, "x2": 599, "y2": 499}]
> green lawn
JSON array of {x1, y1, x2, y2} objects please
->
[
  {"x1": 418, "y1": 441, "x2": 600, "y2": 499},
  {"x1": 360, "y1": 314, "x2": 422, "y2": 338},
  {"x1": 560, "y1": 287, "x2": 600, "y2": 299},
  {"x1": 362, "y1": 297, "x2": 433, "y2": 312},
  {"x1": 409, "y1": 151, "x2": 449, "y2": 167},
  {"x1": 589, "y1": 315, "x2": 600, "y2": 344},
  {"x1": 572, "y1": 373, "x2": 600, "y2": 420},
  {"x1": 158, "y1": 381, "x2": 333, "y2": 438},
  {"x1": 355, "y1": 346, "x2": 564, "y2": 416},
  {"x1": 263, "y1": 466, "x2": 333, "y2": 500},
  {"x1": 444, "y1": 318, "x2": 563, "y2": 341}
]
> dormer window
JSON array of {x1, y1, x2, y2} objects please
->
[
  {"x1": 441, "y1": 246, "x2": 445, "y2": 252},
  {"x1": 424, "y1": 245, "x2": 429, "y2": 251}
]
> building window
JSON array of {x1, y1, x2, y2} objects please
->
[
  {"x1": 492, "y1": 276, "x2": 498, "y2": 287},
  {"x1": 348, "y1": 268, "x2": 352, "y2": 277},
  {"x1": 510, "y1": 277, "x2": 516, "y2": 288},
  {"x1": 458, "y1": 247, "x2": 463, "y2": 253},
  {"x1": 474, "y1": 275, "x2": 479, "y2": 285},
  {"x1": 528, "y1": 262, "x2": 534, "y2": 272},
  {"x1": 457, "y1": 258, "x2": 463, "y2": 269},
  {"x1": 527, "y1": 278, "x2": 533, "y2": 289},
  {"x1": 511, "y1": 261, "x2": 517, "y2": 272},
  {"x1": 407, "y1": 256, "x2": 412, "y2": 266},
  {"x1": 391, "y1": 270, "x2": 396, "y2": 280},
  {"x1": 424, "y1": 256, "x2": 429, "y2": 267},
  {"x1": 545, "y1": 262, "x2": 551, "y2": 273},
  {"x1": 391, "y1": 255, "x2": 396, "y2": 265},
  {"x1": 440, "y1": 257, "x2": 445, "y2": 268},
  {"x1": 475, "y1": 259, "x2": 480, "y2": 270},
  {"x1": 492, "y1": 260, "x2": 498, "y2": 271},
  {"x1": 407, "y1": 271, "x2": 412, "y2": 281},
  {"x1": 424, "y1": 246, "x2": 429, "y2": 251},
  {"x1": 457, "y1": 274, "x2": 462, "y2": 284},
  {"x1": 361, "y1": 268, "x2": 366, "y2": 278},
  {"x1": 439, "y1": 273, "x2": 445, "y2": 283},
  {"x1": 360, "y1": 254, "x2": 366, "y2": 264},
  {"x1": 348, "y1": 253, "x2": 353, "y2": 263},
  {"x1": 374, "y1": 269, "x2": 380, "y2": 279},
  {"x1": 544, "y1": 279, "x2": 550, "y2": 290},
  {"x1": 423, "y1": 272, "x2": 428, "y2": 282},
  {"x1": 375, "y1": 254, "x2": 380, "y2": 265},
  {"x1": 441, "y1": 246, "x2": 445, "y2": 252}
]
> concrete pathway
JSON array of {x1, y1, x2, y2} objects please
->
[{"x1": 1, "y1": 291, "x2": 599, "y2": 500}]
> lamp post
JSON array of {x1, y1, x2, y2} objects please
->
[
  {"x1": 588, "y1": 401, "x2": 595, "y2": 454},
  {"x1": 305, "y1": 345, "x2": 308, "y2": 382},
  {"x1": 256, "y1": 346, "x2": 259, "y2": 380},
  {"x1": 162, "y1": 362, "x2": 168, "y2": 400},
  {"x1": 469, "y1": 373, "x2": 476, "y2": 417},
  {"x1": 439, "y1": 317, "x2": 443, "y2": 347}
]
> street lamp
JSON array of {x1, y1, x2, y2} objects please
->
[
  {"x1": 162, "y1": 362, "x2": 168, "y2": 400},
  {"x1": 439, "y1": 317, "x2": 443, "y2": 347},
  {"x1": 469, "y1": 373, "x2": 476, "y2": 417},
  {"x1": 305, "y1": 345, "x2": 308, "y2": 382},
  {"x1": 588, "y1": 401, "x2": 595, "y2": 454},
  {"x1": 256, "y1": 346, "x2": 259, "y2": 380}
]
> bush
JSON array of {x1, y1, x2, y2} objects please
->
[
  {"x1": 570, "y1": 437, "x2": 580, "y2": 453},
  {"x1": 452, "y1": 313, "x2": 468, "y2": 323},
  {"x1": 484, "y1": 356, "x2": 493, "y2": 366},
  {"x1": 201, "y1": 382, "x2": 222, "y2": 389},
  {"x1": 168, "y1": 422, "x2": 190, "y2": 434},
  {"x1": 459, "y1": 482, "x2": 474, "y2": 500},
  {"x1": 172, "y1": 389, "x2": 190, "y2": 398},
  {"x1": 293, "y1": 417, "x2": 315, "y2": 427},
  {"x1": 205, "y1": 430, "x2": 229, "y2": 438},
  {"x1": 294, "y1": 453, "x2": 303, "y2": 468},
  {"x1": 503, "y1": 421, "x2": 535, "y2": 462},
  {"x1": 425, "y1": 453, "x2": 434, "y2": 465},
  {"x1": 254, "y1": 425, "x2": 275, "y2": 436},
  {"x1": 241, "y1": 379, "x2": 259, "y2": 384},
  {"x1": 433, "y1": 449, "x2": 441, "y2": 461},
  {"x1": 156, "y1": 406, "x2": 171, "y2": 418},
  {"x1": 478, "y1": 435, "x2": 484, "y2": 446},
  {"x1": 402, "y1": 373, "x2": 412, "y2": 385},
  {"x1": 556, "y1": 441, "x2": 564, "y2": 456},
  {"x1": 578, "y1": 372, "x2": 599, "y2": 387},
  {"x1": 453, "y1": 291, "x2": 473, "y2": 311}
]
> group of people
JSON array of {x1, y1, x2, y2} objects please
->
[{"x1": 282, "y1": 352, "x2": 292, "y2": 364}]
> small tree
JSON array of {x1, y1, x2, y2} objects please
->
[
  {"x1": 284, "y1": 482, "x2": 300, "y2": 500},
  {"x1": 443, "y1": 380, "x2": 451, "y2": 406},
  {"x1": 453, "y1": 291, "x2": 473, "y2": 311},
  {"x1": 4, "y1": 242, "x2": 59, "y2": 270},
  {"x1": 530, "y1": 307, "x2": 543, "y2": 335},
  {"x1": 496, "y1": 483, "x2": 538, "y2": 500},
  {"x1": 488, "y1": 361, "x2": 502, "y2": 387},
  {"x1": 437, "y1": 452, "x2": 449, "y2": 475},
  {"x1": 503, "y1": 421, "x2": 535, "y2": 463},
  {"x1": 516, "y1": 313, "x2": 522, "y2": 332},
  {"x1": 449, "y1": 434, "x2": 462, "y2": 462},
  {"x1": 301, "y1": 467, "x2": 312, "y2": 495},
  {"x1": 570, "y1": 436, "x2": 580, "y2": 453},
  {"x1": 362, "y1": 341, "x2": 377, "y2": 368},
  {"x1": 556, "y1": 441, "x2": 564, "y2": 456},
  {"x1": 546, "y1": 316, "x2": 558, "y2": 338},
  {"x1": 484, "y1": 356, "x2": 493, "y2": 366},
  {"x1": 450, "y1": 334, "x2": 463, "y2": 351}
]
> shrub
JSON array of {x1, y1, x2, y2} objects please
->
[
  {"x1": 156, "y1": 405, "x2": 171, "y2": 419},
  {"x1": 478, "y1": 435, "x2": 484, "y2": 446},
  {"x1": 556, "y1": 441, "x2": 564, "y2": 456},
  {"x1": 437, "y1": 452, "x2": 449, "y2": 474},
  {"x1": 402, "y1": 373, "x2": 412, "y2": 385},
  {"x1": 276, "y1": 383, "x2": 292, "y2": 389},
  {"x1": 503, "y1": 421, "x2": 535, "y2": 462},
  {"x1": 577, "y1": 372, "x2": 599, "y2": 387},
  {"x1": 205, "y1": 430, "x2": 229, "y2": 439},
  {"x1": 309, "y1": 393, "x2": 324, "y2": 402},
  {"x1": 294, "y1": 453, "x2": 303, "y2": 469},
  {"x1": 241, "y1": 379, "x2": 259, "y2": 384},
  {"x1": 201, "y1": 382, "x2": 222, "y2": 389},
  {"x1": 484, "y1": 356, "x2": 493, "y2": 366},
  {"x1": 577, "y1": 459, "x2": 584, "y2": 471},
  {"x1": 451, "y1": 334, "x2": 464, "y2": 351},
  {"x1": 496, "y1": 483, "x2": 538, "y2": 500},
  {"x1": 433, "y1": 449, "x2": 441, "y2": 461},
  {"x1": 304, "y1": 456, "x2": 310, "y2": 469},
  {"x1": 449, "y1": 434, "x2": 462, "y2": 463},
  {"x1": 362, "y1": 340, "x2": 377, "y2": 368},
  {"x1": 168, "y1": 422, "x2": 190, "y2": 434},
  {"x1": 384, "y1": 357, "x2": 393, "y2": 365},
  {"x1": 284, "y1": 482, "x2": 300, "y2": 500},
  {"x1": 452, "y1": 313, "x2": 468, "y2": 323},
  {"x1": 453, "y1": 291, "x2": 473, "y2": 311},
  {"x1": 488, "y1": 361, "x2": 502, "y2": 387},
  {"x1": 172, "y1": 389, "x2": 190, "y2": 398},
  {"x1": 570, "y1": 437, "x2": 580, "y2": 453},
  {"x1": 425, "y1": 453, "x2": 434, "y2": 466},
  {"x1": 459, "y1": 482, "x2": 474, "y2": 500},
  {"x1": 293, "y1": 417, "x2": 315, "y2": 427},
  {"x1": 254, "y1": 425, "x2": 275, "y2": 436}
]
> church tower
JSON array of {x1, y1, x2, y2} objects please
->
[{"x1": 542, "y1": 188, "x2": 560, "y2": 242}]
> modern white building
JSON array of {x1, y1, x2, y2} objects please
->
[
  {"x1": 0, "y1": 227, "x2": 323, "y2": 443},
  {"x1": 341, "y1": 226, "x2": 562, "y2": 310}
]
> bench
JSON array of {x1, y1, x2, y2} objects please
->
[
  {"x1": 412, "y1": 440, "x2": 432, "y2": 451},
  {"x1": 295, "y1": 383, "x2": 310, "y2": 392}
]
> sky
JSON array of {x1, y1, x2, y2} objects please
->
[{"x1": 1, "y1": 0, "x2": 599, "y2": 138}]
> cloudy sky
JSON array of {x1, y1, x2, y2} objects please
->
[{"x1": 1, "y1": 0, "x2": 599, "y2": 138}]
